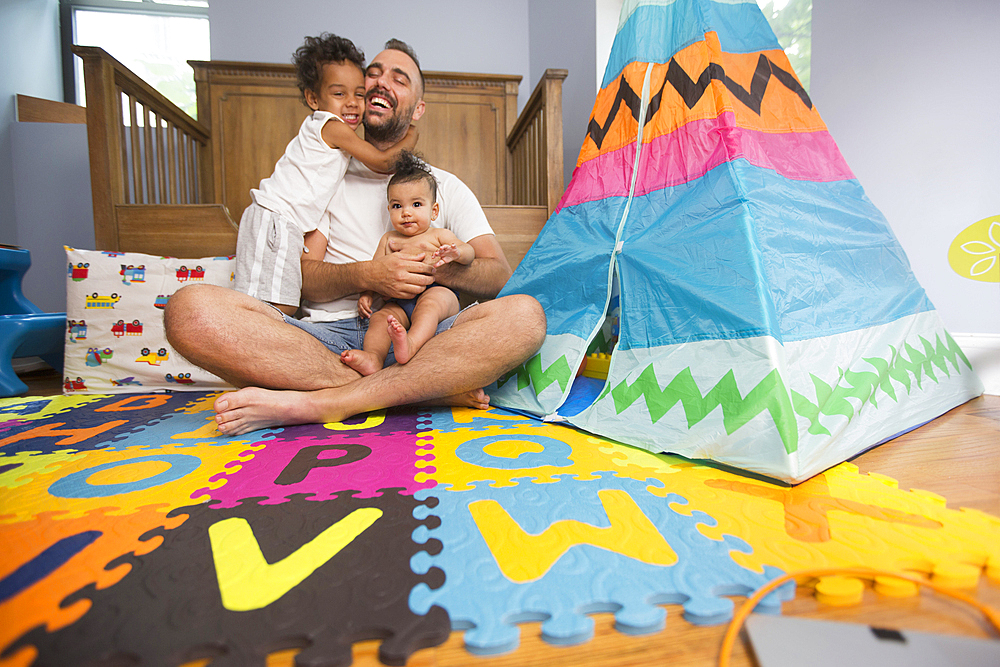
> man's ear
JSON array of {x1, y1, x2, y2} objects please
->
[
  {"x1": 410, "y1": 99, "x2": 426, "y2": 122},
  {"x1": 303, "y1": 88, "x2": 320, "y2": 111}
]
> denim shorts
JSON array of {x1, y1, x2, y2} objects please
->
[{"x1": 283, "y1": 311, "x2": 461, "y2": 367}]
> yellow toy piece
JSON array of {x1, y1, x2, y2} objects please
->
[{"x1": 581, "y1": 352, "x2": 612, "y2": 380}]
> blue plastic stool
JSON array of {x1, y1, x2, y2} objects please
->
[{"x1": 0, "y1": 246, "x2": 66, "y2": 397}]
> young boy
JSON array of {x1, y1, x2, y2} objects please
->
[
  {"x1": 234, "y1": 33, "x2": 417, "y2": 315},
  {"x1": 340, "y1": 152, "x2": 475, "y2": 375}
]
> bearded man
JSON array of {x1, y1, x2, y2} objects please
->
[{"x1": 164, "y1": 39, "x2": 546, "y2": 434}]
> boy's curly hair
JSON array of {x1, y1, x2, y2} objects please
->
[
  {"x1": 388, "y1": 151, "x2": 438, "y2": 203},
  {"x1": 293, "y1": 33, "x2": 365, "y2": 105}
]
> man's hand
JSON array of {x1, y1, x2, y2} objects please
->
[{"x1": 369, "y1": 242, "x2": 434, "y2": 299}]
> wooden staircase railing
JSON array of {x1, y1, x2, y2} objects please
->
[
  {"x1": 72, "y1": 46, "x2": 237, "y2": 255},
  {"x1": 507, "y1": 68, "x2": 567, "y2": 217}
]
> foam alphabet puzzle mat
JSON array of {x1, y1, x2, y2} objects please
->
[{"x1": 2, "y1": 392, "x2": 999, "y2": 665}]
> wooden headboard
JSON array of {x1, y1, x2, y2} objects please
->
[{"x1": 189, "y1": 61, "x2": 522, "y2": 221}]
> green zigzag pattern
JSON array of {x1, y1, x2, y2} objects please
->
[
  {"x1": 791, "y1": 331, "x2": 973, "y2": 436},
  {"x1": 499, "y1": 330, "x2": 971, "y2": 455},
  {"x1": 497, "y1": 353, "x2": 573, "y2": 395},
  {"x1": 608, "y1": 366, "x2": 799, "y2": 454}
]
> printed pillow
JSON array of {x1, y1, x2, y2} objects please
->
[{"x1": 63, "y1": 246, "x2": 236, "y2": 394}]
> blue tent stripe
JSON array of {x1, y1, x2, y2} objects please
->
[
  {"x1": 602, "y1": 0, "x2": 782, "y2": 88},
  {"x1": 504, "y1": 161, "x2": 934, "y2": 345}
]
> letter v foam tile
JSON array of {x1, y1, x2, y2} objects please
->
[
  {"x1": 5, "y1": 492, "x2": 449, "y2": 667},
  {"x1": 410, "y1": 473, "x2": 790, "y2": 654}
]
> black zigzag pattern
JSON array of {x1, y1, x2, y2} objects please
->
[{"x1": 588, "y1": 54, "x2": 813, "y2": 150}]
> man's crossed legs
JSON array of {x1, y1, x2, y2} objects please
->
[{"x1": 164, "y1": 284, "x2": 545, "y2": 435}]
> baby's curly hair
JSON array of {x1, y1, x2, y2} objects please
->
[
  {"x1": 388, "y1": 151, "x2": 438, "y2": 203},
  {"x1": 292, "y1": 33, "x2": 365, "y2": 105}
]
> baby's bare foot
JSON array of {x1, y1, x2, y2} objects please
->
[
  {"x1": 443, "y1": 387, "x2": 490, "y2": 410},
  {"x1": 387, "y1": 315, "x2": 414, "y2": 364},
  {"x1": 340, "y1": 349, "x2": 381, "y2": 376}
]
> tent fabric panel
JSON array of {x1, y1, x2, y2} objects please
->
[
  {"x1": 491, "y1": 332, "x2": 591, "y2": 415},
  {"x1": 568, "y1": 311, "x2": 982, "y2": 483},
  {"x1": 615, "y1": 167, "x2": 779, "y2": 349},
  {"x1": 498, "y1": 196, "x2": 625, "y2": 337},
  {"x1": 603, "y1": 0, "x2": 781, "y2": 89},
  {"x1": 562, "y1": 115, "x2": 851, "y2": 212},
  {"x1": 614, "y1": 160, "x2": 936, "y2": 350},
  {"x1": 740, "y1": 162, "x2": 936, "y2": 341},
  {"x1": 581, "y1": 41, "x2": 820, "y2": 169}
]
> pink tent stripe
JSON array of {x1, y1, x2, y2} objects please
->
[{"x1": 556, "y1": 113, "x2": 854, "y2": 213}]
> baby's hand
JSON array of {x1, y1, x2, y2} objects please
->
[
  {"x1": 432, "y1": 244, "x2": 461, "y2": 268},
  {"x1": 358, "y1": 294, "x2": 374, "y2": 318}
]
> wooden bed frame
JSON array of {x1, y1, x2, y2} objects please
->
[{"x1": 72, "y1": 46, "x2": 565, "y2": 271}]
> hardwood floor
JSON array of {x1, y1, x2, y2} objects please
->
[{"x1": 12, "y1": 370, "x2": 1000, "y2": 667}]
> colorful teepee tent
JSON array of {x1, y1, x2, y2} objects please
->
[{"x1": 489, "y1": 0, "x2": 983, "y2": 483}]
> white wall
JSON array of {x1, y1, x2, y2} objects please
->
[
  {"x1": 812, "y1": 0, "x2": 1000, "y2": 392},
  {"x1": 209, "y1": 0, "x2": 532, "y2": 111},
  {"x1": 811, "y1": 0, "x2": 1000, "y2": 336}
]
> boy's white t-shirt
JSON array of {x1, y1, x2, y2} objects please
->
[
  {"x1": 251, "y1": 110, "x2": 350, "y2": 234},
  {"x1": 301, "y1": 159, "x2": 495, "y2": 322}
]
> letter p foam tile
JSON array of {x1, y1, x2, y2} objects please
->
[{"x1": 409, "y1": 473, "x2": 790, "y2": 655}]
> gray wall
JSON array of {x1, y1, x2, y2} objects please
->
[
  {"x1": 1, "y1": 0, "x2": 77, "y2": 314},
  {"x1": 1, "y1": 0, "x2": 63, "y2": 247},
  {"x1": 210, "y1": 0, "x2": 532, "y2": 111},
  {"x1": 811, "y1": 0, "x2": 1000, "y2": 335},
  {"x1": 529, "y1": 0, "x2": 597, "y2": 189}
]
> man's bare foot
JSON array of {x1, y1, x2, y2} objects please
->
[
  {"x1": 341, "y1": 349, "x2": 382, "y2": 376},
  {"x1": 387, "y1": 314, "x2": 415, "y2": 364},
  {"x1": 215, "y1": 387, "x2": 321, "y2": 436},
  {"x1": 443, "y1": 387, "x2": 490, "y2": 410}
]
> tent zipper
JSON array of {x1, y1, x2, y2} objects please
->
[{"x1": 546, "y1": 63, "x2": 655, "y2": 420}]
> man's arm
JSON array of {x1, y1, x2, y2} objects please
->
[
  {"x1": 430, "y1": 233, "x2": 512, "y2": 300},
  {"x1": 300, "y1": 229, "x2": 435, "y2": 302}
]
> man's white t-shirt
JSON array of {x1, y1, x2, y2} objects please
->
[
  {"x1": 300, "y1": 159, "x2": 495, "y2": 322},
  {"x1": 251, "y1": 110, "x2": 349, "y2": 234}
]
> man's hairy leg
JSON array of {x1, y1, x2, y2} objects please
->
[
  {"x1": 213, "y1": 294, "x2": 546, "y2": 434},
  {"x1": 164, "y1": 284, "x2": 360, "y2": 390}
]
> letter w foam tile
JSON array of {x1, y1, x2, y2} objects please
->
[{"x1": 409, "y1": 473, "x2": 790, "y2": 655}]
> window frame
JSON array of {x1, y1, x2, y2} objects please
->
[{"x1": 60, "y1": 0, "x2": 210, "y2": 105}]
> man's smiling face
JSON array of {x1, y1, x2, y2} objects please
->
[{"x1": 363, "y1": 48, "x2": 425, "y2": 146}]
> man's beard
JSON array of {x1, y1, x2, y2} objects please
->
[{"x1": 364, "y1": 102, "x2": 414, "y2": 145}]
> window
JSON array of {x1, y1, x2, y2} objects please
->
[
  {"x1": 596, "y1": 0, "x2": 812, "y2": 92},
  {"x1": 61, "y1": 0, "x2": 210, "y2": 118},
  {"x1": 757, "y1": 0, "x2": 811, "y2": 92}
]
